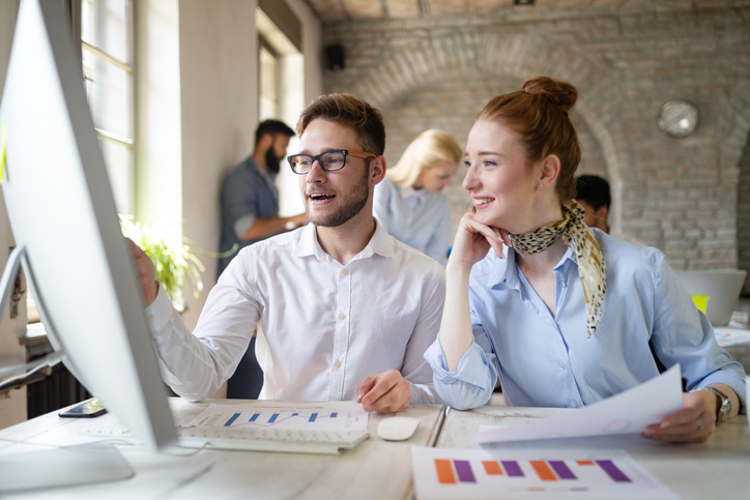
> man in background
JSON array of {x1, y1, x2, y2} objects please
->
[
  {"x1": 217, "y1": 119, "x2": 308, "y2": 398},
  {"x1": 575, "y1": 174, "x2": 610, "y2": 234},
  {"x1": 217, "y1": 119, "x2": 308, "y2": 277}
]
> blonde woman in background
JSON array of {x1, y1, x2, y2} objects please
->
[{"x1": 374, "y1": 130, "x2": 462, "y2": 266}]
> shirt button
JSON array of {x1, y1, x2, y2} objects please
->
[
  {"x1": 341, "y1": 269, "x2": 348, "y2": 275},
  {"x1": 559, "y1": 362, "x2": 566, "y2": 370},
  {"x1": 334, "y1": 361, "x2": 342, "y2": 368},
  {"x1": 147, "y1": 316, "x2": 155, "y2": 324},
  {"x1": 339, "y1": 313, "x2": 346, "y2": 320}
]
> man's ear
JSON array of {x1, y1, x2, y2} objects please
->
[
  {"x1": 596, "y1": 205, "x2": 609, "y2": 223},
  {"x1": 539, "y1": 154, "x2": 561, "y2": 187},
  {"x1": 370, "y1": 156, "x2": 387, "y2": 186}
]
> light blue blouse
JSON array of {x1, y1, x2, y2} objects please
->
[
  {"x1": 373, "y1": 177, "x2": 452, "y2": 266},
  {"x1": 425, "y1": 229, "x2": 747, "y2": 412}
]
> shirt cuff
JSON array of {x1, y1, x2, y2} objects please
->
[
  {"x1": 424, "y1": 337, "x2": 495, "y2": 389},
  {"x1": 144, "y1": 282, "x2": 175, "y2": 332}
]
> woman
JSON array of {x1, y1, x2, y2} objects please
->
[
  {"x1": 425, "y1": 76, "x2": 745, "y2": 443},
  {"x1": 374, "y1": 129, "x2": 462, "y2": 265}
]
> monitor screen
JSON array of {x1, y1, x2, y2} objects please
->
[{"x1": 0, "y1": 0, "x2": 176, "y2": 451}]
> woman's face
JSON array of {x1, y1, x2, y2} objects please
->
[
  {"x1": 415, "y1": 160, "x2": 459, "y2": 194},
  {"x1": 462, "y1": 119, "x2": 542, "y2": 234}
]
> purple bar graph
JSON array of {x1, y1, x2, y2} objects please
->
[
  {"x1": 453, "y1": 460, "x2": 476, "y2": 483},
  {"x1": 549, "y1": 460, "x2": 577, "y2": 480},
  {"x1": 596, "y1": 460, "x2": 632, "y2": 483},
  {"x1": 501, "y1": 461, "x2": 524, "y2": 477}
]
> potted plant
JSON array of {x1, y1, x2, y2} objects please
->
[{"x1": 120, "y1": 217, "x2": 205, "y2": 312}]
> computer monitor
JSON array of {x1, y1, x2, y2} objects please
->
[{"x1": 0, "y1": 0, "x2": 176, "y2": 458}]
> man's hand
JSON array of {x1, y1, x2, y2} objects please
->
[
  {"x1": 641, "y1": 391, "x2": 717, "y2": 443},
  {"x1": 356, "y1": 370, "x2": 411, "y2": 413},
  {"x1": 127, "y1": 238, "x2": 158, "y2": 307}
]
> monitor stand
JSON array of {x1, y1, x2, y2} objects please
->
[
  {"x1": 0, "y1": 443, "x2": 135, "y2": 493},
  {"x1": 0, "y1": 247, "x2": 135, "y2": 493}
]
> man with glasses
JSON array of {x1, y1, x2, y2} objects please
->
[{"x1": 132, "y1": 94, "x2": 445, "y2": 413}]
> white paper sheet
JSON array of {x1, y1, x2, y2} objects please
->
[
  {"x1": 713, "y1": 326, "x2": 750, "y2": 347},
  {"x1": 411, "y1": 446, "x2": 678, "y2": 500},
  {"x1": 475, "y1": 364, "x2": 683, "y2": 444},
  {"x1": 185, "y1": 401, "x2": 369, "y2": 432}
]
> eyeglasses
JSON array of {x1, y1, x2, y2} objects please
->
[{"x1": 287, "y1": 149, "x2": 376, "y2": 175}]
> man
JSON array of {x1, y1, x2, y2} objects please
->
[
  {"x1": 218, "y1": 120, "x2": 308, "y2": 399},
  {"x1": 132, "y1": 94, "x2": 445, "y2": 412},
  {"x1": 575, "y1": 174, "x2": 610, "y2": 233},
  {"x1": 217, "y1": 119, "x2": 308, "y2": 278}
]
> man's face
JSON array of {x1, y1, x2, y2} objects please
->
[
  {"x1": 296, "y1": 119, "x2": 374, "y2": 228},
  {"x1": 577, "y1": 198, "x2": 608, "y2": 233},
  {"x1": 265, "y1": 134, "x2": 291, "y2": 174}
]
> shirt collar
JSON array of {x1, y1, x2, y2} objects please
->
[
  {"x1": 294, "y1": 218, "x2": 395, "y2": 261},
  {"x1": 483, "y1": 245, "x2": 576, "y2": 289}
]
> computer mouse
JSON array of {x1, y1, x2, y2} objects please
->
[{"x1": 377, "y1": 416, "x2": 420, "y2": 441}]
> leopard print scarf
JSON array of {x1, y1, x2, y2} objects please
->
[{"x1": 510, "y1": 201, "x2": 606, "y2": 337}]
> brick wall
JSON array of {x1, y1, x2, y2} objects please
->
[{"x1": 321, "y1": 1, "x2": 750, "y2": 284}]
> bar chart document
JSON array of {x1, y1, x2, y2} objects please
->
[
  {"x1": 411, "y1": 446, "x2": 677, "y2": 500},
  {"x1": 185, "y1": 401, "x2": 369, "y2": 432}
]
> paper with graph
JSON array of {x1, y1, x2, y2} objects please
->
[
  {"x1": 185, "y1": 401, "x2": 368, "y2": 432},
  {"x1": 411, "y1": 446, "x2": 677, "y2": 500},
  {"x1": 475, "y1": 364, "x2": 683, "y2": 444}
]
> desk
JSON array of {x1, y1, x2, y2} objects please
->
[
  {"x1": 0, "y1": 398, "x2": 446, "y2": 500},
  {"x1": 436, "y1": 406, "x2": 750, "y2": 499}
]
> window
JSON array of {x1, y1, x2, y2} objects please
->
[
  {"x1": 28, "y1": 0, "x2": 135, "y2": 325},
  {"x1": 259, "y1": 38, "x2": 280, "y2": 122},
  {"x1": 81, "y1": 0, "x2": 135, "y2": 216}
]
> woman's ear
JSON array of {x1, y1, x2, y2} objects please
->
[{"x1": 539, "y1": 154, "x2": 561, "y2": 187}]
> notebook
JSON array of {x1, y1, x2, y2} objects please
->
[{"x1": 674, "y1": 269, "x2": 747, "y2": 326}]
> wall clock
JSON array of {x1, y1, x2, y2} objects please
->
[{"x1": 657, "y1": 99, "x2": 699, "y2": 138}]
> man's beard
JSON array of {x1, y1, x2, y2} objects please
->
[
  {"x1": 308, "y1": 163, "x2": 370, "y2": 228},
  {"x1": 265, "y1": 147, "x2": 282, "y2": 175}
]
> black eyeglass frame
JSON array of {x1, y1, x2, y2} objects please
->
[{"x1": 287, "y1": 149, "x2": 376, "y2": 175}]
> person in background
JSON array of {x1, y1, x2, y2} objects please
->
[
  {"x1": 132, "y1": 93, "x2": 445, "y2": 413},
  {"x1": 217, "y1": 119, "x2": 308, "y2": 278},
  {"x1": 217, "y1": 119, "x2": 308, "y2": 399},
  {"x1": 373, "y1": 129, "x2": 462, "y2": 266},
  {"x1": 425, "y1": 76, "x2": 745, "y2": 443},
  {"x1": 575, "y1": 174, "x2": 610, "y2": 233}
]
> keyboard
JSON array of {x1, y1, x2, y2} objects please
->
[{"x1": 84, "y1": 423, "x2": 370, "y2": 455}]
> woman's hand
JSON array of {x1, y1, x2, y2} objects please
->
[
  {"x1": 449, "y1": 210, "x2": 509, "y2": 269},
  {"x1": 641, "y1": 391, "x2": 717, "y2": 443}
]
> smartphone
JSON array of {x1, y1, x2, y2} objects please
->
[{"x1": 58, "y1": 398, "x2": 107, "y2": 418}]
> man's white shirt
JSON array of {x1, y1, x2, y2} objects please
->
[{"x1": 145, "y1": 221, "x2": 445, "y2": 403}]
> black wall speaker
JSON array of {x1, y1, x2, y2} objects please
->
[{"x1": 325, "y1": 44, "x2": 345, "y2": 71}]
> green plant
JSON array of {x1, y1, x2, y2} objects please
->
[{"x1": 120, "y1": 217, "x2": 205, "y2": 307}]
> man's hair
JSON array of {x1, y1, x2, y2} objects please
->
[
  {"x1": 296, "y1": 93, "x2": 385, "y2": 156},
  {"x1": 575, "y1": 174, "x2": 611, "y2": 210},
  {"x1": 255, "y1": 119, "x2": 295, "y2": 146}
]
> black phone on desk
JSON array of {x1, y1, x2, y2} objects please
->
[{"x1": 58, "y1": 398, "x2": 107, "y2": 418}]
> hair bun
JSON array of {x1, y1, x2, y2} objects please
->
[{"x1": 521, "y1": 76, "x2": 577, "y2": 113}]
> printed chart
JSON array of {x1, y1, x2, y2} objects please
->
[
  {"x1": 411, "y1": 447, "x2": 677, "y2": 500},
  {"x1": 186, "y1": 401, "x2": 368, "y2": 432}
]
